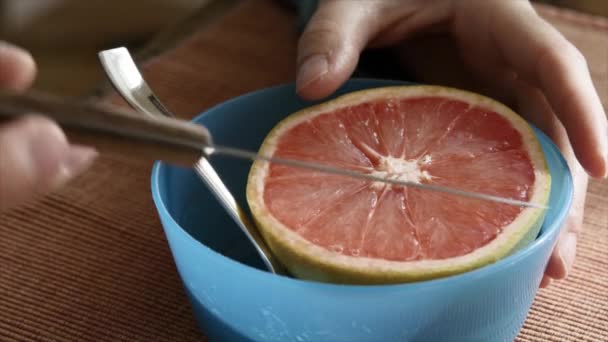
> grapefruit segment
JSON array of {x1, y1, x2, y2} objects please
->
[
  {"x1": 264, "y1": 172, "x2": 367, "y2": 228},
  {"x1": 274, "y1": 111, "x2": 373, "y2": 170},
  {"x1": 408, "y1": 189, "x2": 517, "y2": 259},
  {"x1": 428, "y1": 105, "x2": 524, "y2": 161},
  {"x1": 362, "y1": 189, "x2": 421, "y2": 261},
  {"x1": 400, "y1": 98, "x2": 466, "y2": 159},
  {"x1": 299, "y1": 188, "x2": 378, "y2": 256},
  {"x1": 426, "y1": 150, "x2": 535, "y2": 199},
  {"x1": 246, "y1": 85, "x2": 551, "y2": 284}
]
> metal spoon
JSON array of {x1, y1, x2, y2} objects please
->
[{"x1": 98, "y1": 47, "x2": 287, "y2": 275}]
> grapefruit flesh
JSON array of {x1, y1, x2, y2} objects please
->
[{"x1": 247, "y1": 86, "x2": 550, "y2": 284}]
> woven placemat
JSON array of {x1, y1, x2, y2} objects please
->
[{"x1": 1, "y1": 1, "x2": 606, "y2": 341}]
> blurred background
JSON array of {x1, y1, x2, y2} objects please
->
[
  {"x1": 0, "y1": 0, "x2": 606, "y2": 98},
  {"x1": 0, "y1": 0, "x2": 211, "y2": 96}
]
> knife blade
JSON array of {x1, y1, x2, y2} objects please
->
[
  {"x1": 204, "y1": 145, "x2": 548, "y2": 209},
  {"x1": 0, "y1": 90, "x2": 548, "y2": 209}
]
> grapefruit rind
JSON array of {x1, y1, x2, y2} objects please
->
[{"x1": 246, "y1": 85, "x2": 551, "y2": 284}]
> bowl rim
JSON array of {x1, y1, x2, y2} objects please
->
[{"x1": 150, "y1": 78, "x2": 574, "y2": 290}]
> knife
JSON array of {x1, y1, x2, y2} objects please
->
[{"x1": 0, "y1": 90, "x2": 548, "y2": 209}]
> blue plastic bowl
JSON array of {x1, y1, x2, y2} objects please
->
[{"x1": 151, "y1": 79, "x2": 573, "y2": 342}]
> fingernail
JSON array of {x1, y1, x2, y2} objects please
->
[
  {"x1": 559, "y1": 232, "x2": 577, "y2": 278},
  {"x1": 296, "y1": 54, "x2": 328, "y2": 91},
  {"x1": 51, "y1": 146, "x2": 98, "y2": 189}
]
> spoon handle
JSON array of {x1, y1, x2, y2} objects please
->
[
  {"x1": 99, "y1": 47, "x2": 288, "y2": 275},
  {"x1": 0, "y1": 90, "x2": 211, "y2": 166}
]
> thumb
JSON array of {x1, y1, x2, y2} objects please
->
[
  {"x1": 0, "y1": 41, "x2": 37, "y2": 92},
  {"x1": 296, "y1": 0, "x2": 378, "y2": 100},
  {"x1": 0, "y1": 116, "x2": 97, "y2": 212}
]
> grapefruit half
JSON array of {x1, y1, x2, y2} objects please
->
[{"x1": 246, "y1": 85, "x2": 551, "y2": 284}]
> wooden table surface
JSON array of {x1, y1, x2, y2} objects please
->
[{"x1": 1, "y1": 0, "x2": 606, "y2": 341}]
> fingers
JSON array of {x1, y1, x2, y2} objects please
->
[
  {"x1": 295, "y1": 0, "x2": 379, "y2": 100},
  {"x1": 0, "y1": 116, "x2": 97, "y2": 212},
  {"x1": 545, "y1": 231, "x2": 578, "y2": 280},
  {"x1": 489, "y1": 1, "x2": 608, "y2": 178},
  {"x1": 512, "y1": 79, "x2": 587, "y2": 284},
  {"x1": 512, "y1": 79, "x2": 589, "y2": 231},
  {"x1": 534, "y1": 37, "x2": 607, "y2": 178},
  {"x1": 0, "y1": 42, "x2": 97, "y2": 212},
  {"x1": 0, "y1": 41, "x2": 37, "y2": 92},
  {"x1": 539, "y1": 275, "x2": 551, "y2": 288}
]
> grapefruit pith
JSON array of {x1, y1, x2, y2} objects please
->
[{"x1": 246, "y1": 86, "x2": 551, "y2": 284}]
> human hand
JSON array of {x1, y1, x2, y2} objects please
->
[
  {"x1": 0, "y1": 42, "x2": 97, "y2": 213},
  {"x1": 294, "y1": 0, "x2": 608, "y2": 287}
]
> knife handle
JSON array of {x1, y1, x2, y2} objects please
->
[{"x1": 0, "y1": 90, "x2": 212, "y2": 166}]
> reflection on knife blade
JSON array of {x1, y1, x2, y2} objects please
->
[{"x1": 204, "y1": 145, "x2": 549, "y2": 210}]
